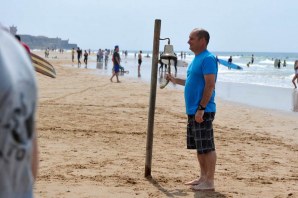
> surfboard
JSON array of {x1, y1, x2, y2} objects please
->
[
  {"x1": 217, "y1": 59, "x2": 243, "y2": 70},
  {"x1": 31, "y1": 53, "x2": 56, "y2": 78},
  {"x1": 161, "y1": 59, "x2": 188, "y2": 67}
]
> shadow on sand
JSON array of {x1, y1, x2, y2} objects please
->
[{"x1": 147, "y1": 177, "x2": 227, "y2": 198}]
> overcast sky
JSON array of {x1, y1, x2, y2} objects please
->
[{"x1": 1, "y1": 0, "x2": 298, "y2": 52}]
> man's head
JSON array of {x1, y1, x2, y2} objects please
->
[
  {"x1": 188, "y1": 28, "x2": 210, "y2": 55},
  {"x1": 115, "y1": 45, "x2": 119, "y2": 52}
]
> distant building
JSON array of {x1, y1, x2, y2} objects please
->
[
  {"x1": 9, "y1": 25, "x2": 17, "y2": 35},
  {"x1": 9, "y1": 25, "x2": 77, "y2": 50}
]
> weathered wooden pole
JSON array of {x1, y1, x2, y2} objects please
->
[{"x1": 145, "y1": 19, "x2": 161, "y2": 177}]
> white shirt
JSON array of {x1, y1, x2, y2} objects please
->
[{"x1": 0, "y1": 27, "x2": 37, "y2": 198}]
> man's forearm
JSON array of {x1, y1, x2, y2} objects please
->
[
  {"x1": 174, "y1": 78, "x2": 186, "y2": 86},
  {"x1": 199, "y1": 74, "x2": 216, "y2": 107},
  {"x1": 200, "y1": 84, "x2": 214, "y2": 107}
]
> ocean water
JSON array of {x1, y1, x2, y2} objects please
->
[
  {"x1": 101, "y1": 51, "x2": 297, "y2": 89},
  {"x1": 67, "y1": 50, "x2": 298, "y2": 112},
  {"x1": 186, "y1": 51, "x2": 298, "y2": 89}
]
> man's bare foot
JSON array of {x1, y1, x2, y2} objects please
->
[
  {"x1": 190, "y1": 181, "x2": 214, "y2": 191},
  {"x1": 116, "y1": 81, "x2": 120, "y2": 83},
  {"x1": 110, "y1": 78, "x2": 113, "y2": 82},
  {"x1": 185, "y1": 177, "x2": 203, "y2": 185}
]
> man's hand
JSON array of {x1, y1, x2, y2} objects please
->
[
  {"x1": 195, "y1": 110, "x2": 204, "y2": 123},
  {"x1": 166, "y1": 74, "x2": 176, "y2": 84}
]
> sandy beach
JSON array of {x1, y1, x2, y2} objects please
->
[{"x1": 33, "y1": 51, "x2": 298, "y2": 198}]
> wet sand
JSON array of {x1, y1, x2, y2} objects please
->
[{"x1": 33, "y1": 51, "x2": 298, "y2": 198}]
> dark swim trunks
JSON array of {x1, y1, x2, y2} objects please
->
[
  {"x1": 187, "y1": 112, "x2": 215, "y2": 154},
  {"x1": 138, "y1": 59, "x2": 142, "y2": 65},
  {"x1": 114, "y1": 65, "x2": 120, "y2": 73}
]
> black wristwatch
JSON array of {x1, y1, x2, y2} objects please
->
[{"x1": 198, "y1": 104, "x2": 206, "y2": 111}]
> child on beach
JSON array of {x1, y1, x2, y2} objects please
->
[{"x1": 292, "y1": 60, "x2": 298, "y2": 89}]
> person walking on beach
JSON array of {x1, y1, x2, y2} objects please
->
[
  {"x1": 83, "y1": 50, "x2": 88, "y2": 68},
  {"x1": 138, "y1": 50, "x2": 142, "y2": 77},
  {"x1": 0, "y1": 25, "x2": 39, "y2": 198},
  {"x1": 71, "y1": 48, "x2": 75, "y2": 63},
  {"x1": 77, "y1": 47, "x2": 82, "y2": 67},
  {"x1": 292, "y1": 60, "x2": 298, "y2": 89},
  {"x1": 110, "y1": 45, "x2": 120, "y2": 83},
  {"x1": 166, "y1": 28, "x2": 218, "y2": 191}
]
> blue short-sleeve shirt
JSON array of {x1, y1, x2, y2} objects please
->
[{"x1": 184, "y1": 50, "x2": 218, "y2": 115}]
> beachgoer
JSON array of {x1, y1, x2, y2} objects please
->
[
  {"x1": 99, "y1": 49, "x2": 104, "y2": 62},
  {"x1": 0, "y1": 25, "x2": 39, "y2": 198},
  {"x1": 251, "y1": 54, "x2": 254, "y2": 64},
  {"x1": 283, "y1": 60, "x2": 287, "y2": 67},
  {"x1": 46, "y1": 48, "x2": 49, "y2": 58},
  {"x1": 228, "y1": 56, "x2": 232, "y2": 63},
  {"x1": 77, "y1": 47, "x2": 82, "y2": 67},
  {"x1": 96, "y1": 49, "x2": 100, "y2": 62},
  {"x1": 71, "y1": 48, "x2": 75, "y2": 63},
  {"x1": 278, "y1": 59, "x2": 281, "y2": 69},
  {"x1": 173, "y1": 56, "x2": 178, "y2": 75},
  {"x1": 292, "y1": 60, "x2": 298, "y2": 89},
  {"x1": 158, "y1": 57, "x2": 165, "y2": 73},
  {"x1": 138, "y1": 50, "x2": 142, "y2": 77},
  {"x1": 104, "y1": 49, "x2": 109, "y2": 63},
  {"x1": 83, "y1": 50, "x2": 88, "y2": 68},
  {"x1": 110, "y1": 45, "x2": 121, "y2": 83},
  {"x1": 166, "y1": 28, "x2": 218, "y2": 191},
  {"x1": 15, "y1": 34, "x2": 31, "y2": 55},
  {"x1": 228, "y1": 56, "x2": 232, "y2": 70},
  {"x1": 125, "y1": 50, "x2": 128, "y2": 59}
]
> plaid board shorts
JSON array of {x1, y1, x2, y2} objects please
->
[{"x1": 187, "y1": 112, "x2": 216, "y2": 154}]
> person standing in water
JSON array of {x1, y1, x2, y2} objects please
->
[
  {"x1": 292, "y1": 60, "x2": 298, "y2": 89},
  {"x1": 138, "y1": 50, "x2": 142, "y2": 77}
]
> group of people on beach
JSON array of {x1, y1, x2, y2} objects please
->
[{"x1": 72, "y1": 47, "x2": 89, "y2": 68}]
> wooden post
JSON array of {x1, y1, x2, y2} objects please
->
[{"x1": 145, "y1": 19, "x2": 161, "y2": 177}]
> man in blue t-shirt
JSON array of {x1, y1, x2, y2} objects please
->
[{"x1": 166, "y1": 28, "x2": 218, "y2": 191}]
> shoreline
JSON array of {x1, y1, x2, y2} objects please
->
[{"x1": 47, "y1": 50, "x2": 298, "y2": 113}]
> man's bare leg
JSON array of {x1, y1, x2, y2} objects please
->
[
  {"x1": 185, "y1": 152, "x2": 207, "y2": 185},
  {"x1": 191, "y1": 151, "x2": 216, "y2": 191}
]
